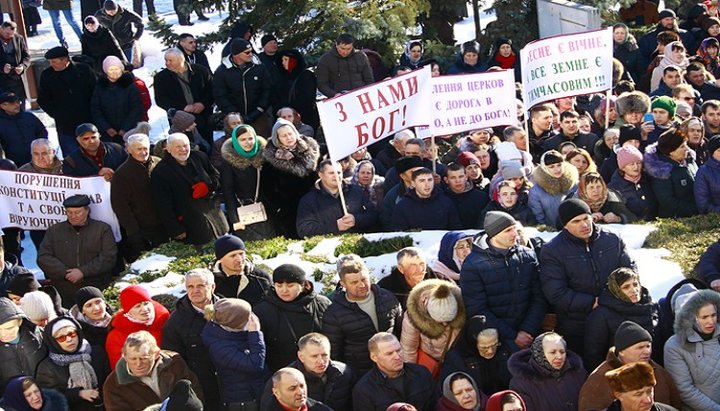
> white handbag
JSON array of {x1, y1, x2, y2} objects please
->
[{"x1": 234, "y1": 169, "x2": 267, "y2": 229}]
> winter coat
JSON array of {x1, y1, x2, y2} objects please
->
[
  {"x1": 150, "y1": 150, "x2": 229, "y2": 245},
  {"x1": 322, "y1": 284, "x2": 402, "y2": 375},
  {"x1": 0, "y1": 110, "x2": 47, "y2": 167},
  {"x1": 401, "y1": 279, "x2": 465, "y2": 363},
  {"x1": 583, "y1": 287, "x2": 658, "y2": 371},
  {"x1": 445, "y1": 183, "x2": 491, "y2": 229},
  {"x1": 352, "y1": 363, "x2": 438, "y2": 411},
  {"x1": 17, "y1": 157, "x2": 63, "y2": 175},
  {"x1": 220, "y1": 137, "x2": 277, "y2": 241},
  {"x1": 0, "y1": 386, "x2": 68, "y2": 411},
  {"x1": 42, "y1": 0, "x2": 71, "y2": 10},
  {"x1": 160, "y1": 295, "x2": 220, "y2": 410},
  {"x1": 508, "y1": 348, "x2": 588, "y2": 411},
  {"x1": 542, "y1": 131, "x2": 600, "y2": 154},
  {"x1": 68, "y1": 305, "x2": 112, "y2": 348},
  {"x1": 316, "y1": 47, "x2": 374, "y2": 98},
  {"x1": 447, "y1": 55, "x2": 485, "y2": 75},
  {"x1": 264, "y1": 397, "x2": 332, "y2": 410},
  {"x1": 608, "y1": 170, "x2": 658, "y2": 220},
  {"x1": 0, "y1": 256, "x2": 31, "y2": 298},
  {"x1": 605, "y1": 401, "x2": 679, "y2": 411},
  {"x1": 201, "y1": 321, "x2": 268, "y2": 404},
  {"x1": 37, "y1": 219, "x2": 117, "y2": 307},
  {"x1": 212, "y1": 260, "x2": 271, "y2": 305},
  {"x1": 61, "y1": 141, "x2": 128, "y2": 177},
  {"x1": 253, "y1": 287, "x2": 331, "y2": 371},
  {"x1": 153, "y1": 64, "x2": 214, "y2": 120},
  {"x1": 94, "y1": 6, "x2": 143, "y2": 49},
  {"x1": 694, "y1": 156, "x2": 720, "y2": 213},
  {"x1": 0, "y1": 33, "x2": 30, "y2": 98},
  {"x1": 614, "y1": 38, "x2": 643, "y2": 82},
  {"x1": 460, "y1": 234, "x2": 547, "y2": 353},
  {"x1": 103, "y1": 350, "x2": 201, "y2": 411},
  {"x1": 485, "y1": 39, "x2": 521, "y2": 81},
  {"x1": 697, "y1": 241, "x2": 720, "y2": 286},
  {"x1": 0, "y1": 317, "x2": 46, "y2": 396},
  {"x1": 259, "y1": 359, "x2": 354, "y2": 411},
  {"x1": 81, "y1": 25, "x2": 125, "y2": 73},
  {"x1": 391, "y1": 187, "x2": 462, "y2": 231},
  {"x1": 296, "y1": 181, "x2": 379, "y2": 237},
  {"x1": 528, "y1": 162, "x2": 579, "y2": 227},
  {"x1": 664, "y1": 290, "x2": 720, "y2": 411},
  {"x1": 644, "y1": 143, "x2": 699, "y2": 217},
  {"x1": 478, "y1": 198, "x2": 537, "y2": 228},
  {"x1": 37, "y1": 62, "x2": 97, "y2": 136},
  {"x1": 213, "y1": 56, "x2": 271, "y2": 121},
  {"x1": 377, "y1": 266, "x2": 442, "y2": 310},
  {"x1": 181, "y1": 49, "x2": 210, "y2": 71},
  {"x1": 578, "y1": 347, "x2": 681, "y2": 411},
  {"x1": 540, "y1": 225, "x2": 636, "y2": 340},
  {"x1": 276, "y1": 49, "x2": 320, "y2": 130},
  {"x1": 262, "y1": 136, "x2": 320, "y2": 238},
  {"x1": 104, "y1": 300, "x2": 169, "y2": 370},
  {"x1": 571, "y1": 188, "x2": 638, "y2": 223},
  {"x1": 432, "y1": 231, "x2": 470, "y2": 282},
  {"x1": 90, "y1": 72, "x2": 143, "y2": 138}
]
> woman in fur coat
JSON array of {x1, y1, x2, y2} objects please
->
[
  {"x1": 0, "y1": 376, "x2": 68, "y2": 411},
  {"x1": 528, "y1": 151, "x2": 579, "y2": 228},
  {"x1": 400, "y1": 279, "x2": 466, "y2": 379},
  {"x1": 262, "y1": 118, "x2": 320, "y2": 238}
]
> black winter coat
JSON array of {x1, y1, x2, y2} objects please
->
[
  {"x1": 296, "y1": 182, "x2": 379, "y2": 238},
  {"x1": 0, "y1": 320, "x2": 47, "y2": 396},
  {"x1": 150, "y1": 150, "x2": 229, "y2": 245},
  {"x1": 276, "y1": 50, "x2": 320, "y2": 130},
  {"x1": 69, "y1": 305, "x2": 112, "y2": 348},
  {"x1": 81, "y1": 25, "x2": 125, "y2": 73},
  {"x1": 583, "y1": 287, "x2": 658, "y2": 371},
  {"x1": 62, "y1": 141, "x2": 128, "y2": 177},
  {"x1": 0, "y1": 256, "x2": 31, "y2": 298},
  {"x1": 212, "y1": 261, "x2": 271, "y2": 306},
  {"x1": 445, "y1": 185, "x2": 490, "y2": 229},
  {"x1": 161, "y1": 295, "x2": 221, "y2": 410},
  {"x1": 377, "y1": 266, "x2": 441, "y2": 310},
  {"x1": 37, "y1": 62, "x2": 97, "y2": 136},
  {"x1": 253, "y1": 287, "x2": 331, "y2": 372},
  {"x1": 0, "y1": 111, "x2": 47, "y2": 169},
  {"x1": 391, "y1": 188, "x2": 462, "y2": 231},
  {"x1": 542, "y1": 131, "x2": 600, "y2": 153},
  {"x1": 352, "y1": 363, "x2": 438, "y2": 411},
  {"x1": 213, "y1": 57, "x2": 271, "y2": 121},
  {"x1": 0, "y1": 34, "x2": 30, "y2": 99},
  {"x1": 440, "y1": 334, "x2": 511, "y2": 396},
  {"x1": 644, "y1": 143, "x2": 699, "y2": 217},
  {"x1": 540, "y1": 225, "x2": 636, "y2": 340},
  {"x1": 478, "y1": 198, "x2": 536, "y2": 228},
  {"x1": 0, "y1": 387, "x2": 68, "y2": 411},
  {"x1": 94, "y1": 6, "x2": 143, "y2": 49},
  {"x1": 153, "y1": 64, "x2": 214, "y2": 120},
  {"x1": 322, "y1": 285, "x2": 402, "y2": 375},
  {"x1": 460, "y1": 235, "x2": 547, "y2": 353},
  {"x1": 605, "y1": 400, "x2": 679, "y2": 411},
  {"x1": 91, "y1": 72, "x2": 143, "y2": 139},
  {"x1": 608, "y1": 171, "x2": 658, "y2": 220}
]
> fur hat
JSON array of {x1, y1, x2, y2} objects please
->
[
  {"x1": 6, "y1": 273, "x2": 40, "y2": 297},
  {"x1": 272, "y1": 264, "x2": 306, "y2": 284},
  {"x1": 616, "y1": 146, "x2": 643, "y2": 170},
  {"x1": 615, "y1": 320, "x2": 652, "y2": 352},
  {"x1": 75, "y1": 286, "x2": 104, "y2": 310},
  {"x1": 484, "y1": 211, "x2": 517, "y2": 240},
  {"x1": 657, "y1": 129, "x2": 686, "y2": 156},
  {"x1": 19, "y1": 291, "x2": 56, "y2": 323},
  {"x1": 426, "y1": 284, "x2": 459, "y2": 323},
  {"x1": 214, "y1": 234, "x2": 245, "y2": 259},
  {"x1": 205, "y1": 298, "x2": 251, "y2": 330},
  {"x1": 119, "y1": 285, "x2": 151, "y2": 312},
  {"x1": 616, "y1": 91, "x2": 651, "y2": 116},
  {"x1": 558, "y1": 198, "x2": 591, "y2": 227},
  {"x1": 651, "y1": 96, "x2": 676, "y2": 117},
  {"x1": 605, "y1": 361, "x2": 656, "y2": 393},
  {"x1": 396, "y1": 156, "x2": 424, "y2": 175}
]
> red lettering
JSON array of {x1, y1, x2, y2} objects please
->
[
  {"x1": 355, "y1": 123, "x2": 369, "y2": 147},
  {"x1": 356, "y1": 92, "x2": 375, "y2": 114}
]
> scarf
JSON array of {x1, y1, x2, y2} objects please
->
[
  {"x1": 530, "y1": 333, "x2": 567, "y2": 379},
  {"x1": 231, "y1": 124, "x2": 260, "y2": 158},
  {"x1": 494, "y1": 53, "x2": 516, "y2": 69},
  {"x1": 578, "y1": 184, "x2": 608, "y2": 213},
  {"x1": 49, "y1": 340, "x2": 98, "y2": 390},
  {"x1": 623, "y1": 172, "x2": 642, "y2": 184},
  {"x1": 274, "y1": 137, "x2": 308, "y2": 161},
  {"x1": 81, "y1": 143, "x2": 105, "y2": 169}
]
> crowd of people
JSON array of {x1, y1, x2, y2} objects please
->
[{"x1": 1, "y1": 0, "x2": 720, "y2": 410}]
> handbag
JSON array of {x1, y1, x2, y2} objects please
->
[{"x1": 234, "y1": 168, "x2": 267, "y2": 229}]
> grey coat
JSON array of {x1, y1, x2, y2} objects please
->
[{"x1": 663, "y1": 290, "x2": 720, "y2": 411}]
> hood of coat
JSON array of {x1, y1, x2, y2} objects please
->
[
  {"x1": 532, "y1": 162, "x2": 578, "y2": 195},
  {"x1": 278, "y1": 49, "x2": 308, "y2": 72},
  {"x1": 98, "y1": 71, "x2": 135, "y2": 88},
  {"x1": 262, "y1": 284, "x2": 323, "y2": 313},
  {"x1": 262, "y1": 135, "x2": 320, "y2": 178},
  {"x1": 0, "y1": 297, "x2": 25, "y2": 324},
  {"x1": 406, "y1": 279, "x2": 465, "y2": 339},
  {"x1": 438, "y1": 231, "x2": 472, "y2": 273},
  {"x1": 43, "y1": 315, "x2": 87, "y2": 354},
  {"x1": 598, "y1": 286, "x2": 654, "y2": 316},
  {"x1": 508, "y1": 346, "x2": 584, "y2": 380},
  {"x1": 673, "y1": 289, "x2": 720, "y2": 343},
  {"x1": 486, "y1": 389, "x2": 526, "y2": 411},
  {"x1": 643, "y1": 142, "x2": 696, "y2": 180},
  {"x1": 221, "y1": 135, "x2": 267, "y2": 170}
]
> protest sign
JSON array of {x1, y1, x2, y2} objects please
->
[
  {"x1": 520, "y1": 27, "x2": 613, "y2": 108},
  {"x1": 0, "y1": 171, "x2": 122, "y2": 241},
  {"x1": 415, "y1": 69, "x2": 517, "y2": 138},
  {"x1": 318, "y1": 66, "x2": 432, "y2": 160}
]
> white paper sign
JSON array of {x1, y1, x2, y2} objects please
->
[
  {"x1": 318, "y1": 66, "x2": 433, "y2": 160},
  {"x1": 0, "y1": 170, "x2": 122, "y2": 241}
]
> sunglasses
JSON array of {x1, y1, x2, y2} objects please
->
[{"x1": 54, "y1": 330, "x2": 77, "y2": 343}]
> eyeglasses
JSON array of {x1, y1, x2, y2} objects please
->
[{"x1": 54, "y1": 330, "x2": 77, "y2": 343}]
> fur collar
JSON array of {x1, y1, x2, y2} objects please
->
[
  {"x1": 221, "y1": 136, "x2": 267, "y2": 170},
  {"x1": 531, "y1": 162, "x2": 578, "y2": 195},
  {"x1": 673, "y1": 289, "x2": 720, "y2": 344},
  {"x1": 262, "y1": 136, "x2": 320, "y2": 177},
  {"x1": 643, "y1": 143, "x2": 697, "y2": 180},
  {"x1": 508, "y1": 347, "x2": 584, "y2": 379},
  {"x1": 115, "y1": 351, "x2": 175, "y2": 385},
  {"x1": 98, "y1": 71, "x2": 135, "y2": 88},
  {"x1": 405, "y1": 279, "x2": 465, "y2": 338}
]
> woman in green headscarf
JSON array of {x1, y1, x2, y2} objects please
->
[{"x1": 220, "y1": 124, "x2": 278, "y2": 241}]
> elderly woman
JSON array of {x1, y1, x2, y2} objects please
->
[
  {"x1": 486, "y1": 390, "x2": 526, "y2": 411},
  {"x1": 262, "y1": 118, "x2": 320, "y2": 238},
  {"x1": 437, "y1": 372, "x2": 487, "y2": 411},
  {"x1": 612, "y1": 23, "x2": 642, "y2": 81},
  {"x1": 350, "y1": 160, "x2": 385, "y2": 207},
  {"x1": 36, "y1": 317, "x2": 108, "y2": 410},
  {"x1": 19, "y1": 291, "x2": 57, "y2": 328},
  {"x1": 679, "y1": 116, "x2": 709, "y2": 165},
  {"x1": 0, "y1": 376, "x2": 68, "y2": 410},
  {"x1": 211, "y1": 112, "x2": 243, "y2": 169},
  {"x1": 401, "y1": 280, "x2": 465, "y2": 379},
  {"x1": 608, "y1": 146, "x2": 658, "y2": 220},
  {"x1": 644, "y1": 128, "x2": 699, "y2": 217},
  {"x1": 432, "y1": 232, "x2": 473, "y2": 282},
  {"x1": 90, "y1": 56, "x2": 143, "y2": 144},
  {"x1": 664, "y1": 290, "x2": 720, "y2": 410},
  {"x1": 528, "y1": 151, "x2": 579, "y2": 228},
  {"x1": 565, "y1": 148, "x2": 597, "y2": 177},
  {"x1": 594, "y1": 128, "x2": 619, "y2": 167},
  {"x1": 508, "y1": 332, "x2": 587, "y2": 410},
  {"x1": 277, "y1": 106, "x2": 314, "y2": 138},
  {"x1": 574, "y1": 172, "x2": 637, "y2": 223},
  {"x1": 220, "y1": 124, "x2": 277, "y2": 241},
  {"x1": 583, "y1": 268, "x2": 657, "y2": 371}
]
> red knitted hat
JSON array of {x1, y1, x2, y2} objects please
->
[{"x1": 120, "y1": 285, "x2": 151, "y2": 312}]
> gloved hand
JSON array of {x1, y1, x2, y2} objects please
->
[{"x1": 191, "y1": 181, "x2": 209, "y2": 199}]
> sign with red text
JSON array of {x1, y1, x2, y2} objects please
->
[
  {"x1": 318, "y1": 66, "x2": 432, "y2": 160},
  {"x1": 521, "y1": 28, "x2": 613, "y2": 108},
  {"x1": 0, "y1": 171, "x2": 122, "y2": 241},
  {"x1": 415, "y1": 70, "x2": 517, "y2": 138}
]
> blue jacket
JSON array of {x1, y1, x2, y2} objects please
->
[
  {"x1": 0, "y1": 110, "x2": 47, "y2": 166},
  {"x1": 200, "y1": 322, "x2": 268, "y2": 404},
  {"x1": 694, "y1": 156, "x2": 720, "y2": 213},
  {"x1": 447, "y1": 55, "x2": 485, "y2": 75},
  {"x1": 62, "y1": 141, "x2": 128, "y2": 177},
  {"x1": 697, "y1": 241, "x2": 720, "y2": 285},
  {"x1": 528, "y1": 163, "x2": 578, "y2": 228},
  {"x1": 445, "y1": 183, "x2": 490, "y2": 229},
  {"x1": 352, "y1": 363, "x2": 438, "y2": 411},
  {"x1": 540, "y1": 225, "x2": 636, "y2": 338},
  {"x1": 296, "y1": 182, "x2": 379, "y2": 237},
  {"x1": 644, "y1": 143, "x2": 699, "y2": 217},
  {"x1": 391, "y1": 187, "x2": 462, "y2": 231},
  {"x1": 460, "y1": 234, "x2": 547, "y2": 352}
]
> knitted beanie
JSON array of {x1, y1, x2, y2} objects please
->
[
  {"x1": 102, "y1": 55, "x2": 124, "y2": 75},
  {"x1": 494, "y1": 142, "x2": 522, "y2": 162},
  {"x1": 20, "y1": 291, "x2": 56, "y2": 323},
  {"x1": 260, "y1": 34, "x2": 277, "y2": 47},
  {"x1": 426, "y1": 284, "x2": 458, "y2": 323},
  {"x1": 484, "y1": 211, "x2": 517, "y2": 240},
  {"x1": 6, "y1": 273, "x2": 41, "y2": 297},
  {"x1": 206, "y1": 298, "x2": 251, "y2": 330},
  {"x1": 614, "y1": 321, "x2": 652, "y2": 352},
  {"x1": 616, "y1": 146, "x2": 644, "y2": 170},
  {"x1": 619, "y1": 124, "x2": 642, "y2": 146},
  {"x1": 456, "y1": 151, "x2": 481, "y2": 167},
  {"x1": 272, "y1": 264, "x2": 306, "y2": 284},
  {"x1": 119, "y1": 285, "x2": 151, "y2": 312},
  {"x1": 558, "y1": 198, "x2": 591, "y2": 227},
  {"x1": 499, "y1": 161, "x2": 525, "y2": 180},
  {"x1": 171, "y1": 110, "x2": 196, "y2": 131},
  {"x1": 214, "y1": 234, "x2": 245, "y2": 259},
  {"x1": 75, "y1": 286, "x2": 104, "y2": 310},
  {"x1": 651, "y1": 96, "x2": 677, "y2": 118},
  {"x1": 707, "y1": 135, "x2": 720, "y2": 156},
  {"x1": 231, "y1": 39, "x2": 253, "y2": 55}
]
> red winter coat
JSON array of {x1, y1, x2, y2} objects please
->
[
  {"x1": 105, "y1": 300, "x2": 169, "y2": 369},
  {"x1": 133, "y1": 76, "x2": 151, "y2": 121}
]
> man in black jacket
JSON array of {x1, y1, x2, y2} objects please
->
[
  {"x1": 352, "y1": 332, "x2": 437, "y2": 411},
  {"x1": 212, "y1": 234, "x2": 271, "y2": 305},
  {"x1": 95, "y1": 0, "x2": 143, "y2": 61},
  {"x1": 322, "y1": 254, "x2": 402, "y2": 376},
  {"x1": 161, "y1": 268, "x2": 221, "y2": 410},
  {"x1": 177, "y1": 33, "x2": 210, "y2": 70},
  {"x1": 266, "y1": 368, "x2": 332, "y2": 411},
  {"x1": 542, "y1": 110, "x2": 600, "y2": 153},
  {"x1": 62, "y1": 123, "x2": 128, "y2": 180},
  {"x1": 377, "y1": 247, "x2": 440, "y2": 310}
]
